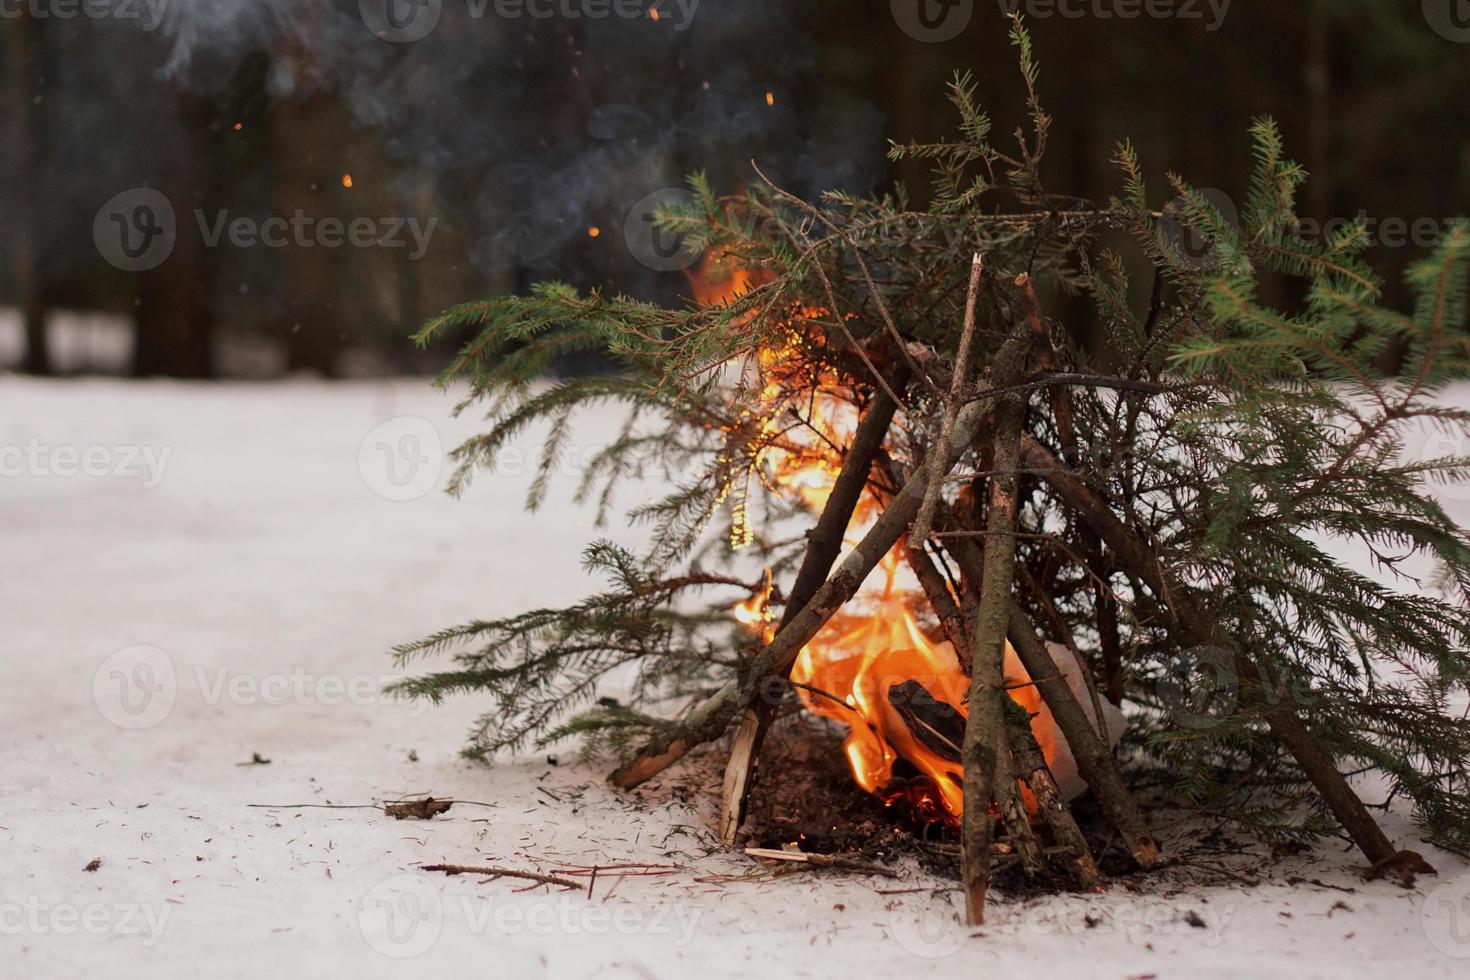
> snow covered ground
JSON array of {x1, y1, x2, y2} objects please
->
[{"x1": 3, "y1": 376, "x2": 1469, "y2": 978}]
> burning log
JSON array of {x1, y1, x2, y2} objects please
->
[
  {"x1": 887, "y1": 680, "x2": 964, "y2": 761},
  {"x1": 610, "y1": 396, "x2": 994, "y2": 792},
  {"x1": 718, "y1": 365, "x2": 907, "y2": 845}
]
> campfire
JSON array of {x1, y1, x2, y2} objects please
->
[
  {"x1": 397, "y1": 31, "x2": 1458, "y2": 928},
  {"x1": 717, "y1": 284, "x2": 1122, "y2": 828}
]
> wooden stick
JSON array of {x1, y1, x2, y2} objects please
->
[
  {"x1": 743, "y1": 848, "x2": 899, "y2": 879},
  {"x1": 420, "y1": 864, "x2": 584, "y2": 890},
  {"x1": 994, "y1": 737, "x2": 1045, "y2": 875},
  {"x1": 1006, "y1": 713, "x2": 1106, "y2": 891},
  {"x1": 609, "y1": 397, "x2": 994, "y2": 791},
  {"x1": 1007, "y1": 603, "x2": 1161, "y2": 868},
  {"x1": 1018, "y1": 434, "x2": 1418, "y2": 871},
  {"x1": 960, "y1": 283, "x2": 1035, "y2": 926},
  {"x1": 905, "y1": 538, "x2": 971, "y2": 670},
  {"x1": 912, "y1": 252, "x2": 985, "y2": 545},
  {"x1": 718, "y1": 374, "x2": 905, "y2": 845},
  {"x1": 909, "y1": 536, "x2": 1043, "y2": 875}
]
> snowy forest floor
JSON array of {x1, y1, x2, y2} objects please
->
[{"x1": 3, "y1": 377, "x2": 1469, "y2": 978}]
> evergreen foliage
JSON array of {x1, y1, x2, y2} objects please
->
[{"x1": 391, "y1": 18, "x2": 1470, "y2": 856}]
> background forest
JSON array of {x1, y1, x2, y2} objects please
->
[{"x1": 3, "y1": 1, "x2": 1468, "y2": 379}]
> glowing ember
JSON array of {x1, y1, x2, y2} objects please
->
[{"x1": 341, "y1": 174, "x2": 354, "y2": 189}]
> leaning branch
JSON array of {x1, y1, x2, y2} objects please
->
[
  {"x1": 960, "y1": 280, "x2": 1035, "y2": 926},
  {"x1": 609, "y1": 397, "x2": 993, "y2": 790},
  {"x1": 718, "y1": 372, "x2": 905, "y2": 844},
  {"x1": 1018, "y1": 434, "x2": 1420, "y2": 871}
]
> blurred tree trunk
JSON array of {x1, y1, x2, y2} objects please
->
[
  {"x1": 881, "y1": 25, "x2": 931, "y2": 206},
  {"x1": 267, "y1": 39, "x2": 350, "y2": 378},
  {"x1": 133, "y1": 93, "x2": 214, "y2": 378},
  {"x1": 5, "y1": 9, "x2": 50, "y2": 375},
  {"x1": 1303, "y1": 6, "x2": 1332, "y2": 225}
]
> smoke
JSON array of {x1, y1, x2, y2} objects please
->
[{"x1": 148, "y1": 0, "x2": 885, "y2": 278}]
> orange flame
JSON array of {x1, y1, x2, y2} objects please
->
[{"x1": 694, "y1": 240, "x2": 1080, "y2": 826}]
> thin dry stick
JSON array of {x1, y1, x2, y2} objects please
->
[
  {"x1": 912, "y1": 252, "x2": 985, "y2": 547},
  {"x1": 753, "y1": 162, "x2": 941, "y2": 400},
  {"x1": 905, "y1": 538, "x2": 971, "y2": 669},
  {"x1": 420, "y1": 864, "x2": 584, "y2": 890},
  {"x1": 743, "y1": 848, "x2": 899, "y2": 879}
]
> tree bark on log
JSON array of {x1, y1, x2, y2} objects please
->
[
  {"x1": 609, "y1": 397, "x2": 994, "y2": 791},
  {"x1": 1007, "y1": 603, "x2": 1161, "y2": 868},
  {"x1": 1008, "y1": 713, "x2": 1106, "y2": 891},
  {"x1": 1018, "y1": 434, "x2": 1416, "y2": 870},
  {"x1": 960, "y1": 285, "x2": 1035, "y2": 926},
  {"x1": 908, "y1": 539, "x2": 1042, "y2": 874}
]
